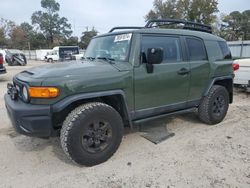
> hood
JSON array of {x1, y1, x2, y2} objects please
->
[{"x1": 16, "y1": 60, "x2": 132, "y2": 81}]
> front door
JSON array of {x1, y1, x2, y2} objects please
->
[{"x1": 134, "y1": 35, "x2": 190, "y2": 119}]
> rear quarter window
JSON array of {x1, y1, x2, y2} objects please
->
[
  {"x1": 205, "y1": 40, "x2": 232, "y2": 61},
  {"x1": 218, "y1": 41, "x2": 232, "y2": 60}
]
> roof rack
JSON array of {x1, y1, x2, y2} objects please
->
[
  {"x1": 109, "y1": 27, "x2": 143, "y2": 33},
  {"x1": 145, "y1": 19, "x2": 212, "y2": 33},
  {"x1": 108, "y1": 19, "x2": 212, "y2": 34}
]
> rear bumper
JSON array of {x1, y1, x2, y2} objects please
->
[
  {"x1": 0, "y1": 66, "x2": 6, "y2": 74},
  {"x1": 4, "y1": 94, "x2": 54, "y2": 137}
]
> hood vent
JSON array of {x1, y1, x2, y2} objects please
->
[{"x1": 21, "y1": 71, "x2": 34, "y2": 75}]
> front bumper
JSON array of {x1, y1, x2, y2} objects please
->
[
  {"x1": 4, "y1": 94, "x2": 54, "y2": 137},
  {"x1": 0, "y1": 66, "x2": 6, "y2": 74}
]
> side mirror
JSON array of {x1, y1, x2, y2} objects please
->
[
  {"x1": 147, "y1": 48, "x2": 163, "y2": 64},
  {"x1": 144, "y1": 48, "x2": 163, "y2": 74}
]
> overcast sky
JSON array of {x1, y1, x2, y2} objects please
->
[{"x1": 0, "y1": 0, "x2": 249, "y2": 37}]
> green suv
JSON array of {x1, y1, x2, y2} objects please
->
[{"x1": 5, "y1": 19, "x2": 234, "y2": 166}]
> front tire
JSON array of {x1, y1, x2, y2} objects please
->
[
  {"x1": 198, "y1": 85, "x2": 229, "y2": 125},
  {"x1": 60, "y1": 102, "x2": 124, "y2": 166}
]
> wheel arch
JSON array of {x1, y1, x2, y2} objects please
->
[
  {"x1": 52, "y1": 90, "x2": 132, "y2": 128},
  {"x1": 204, "y1": 76, "x2": 233, "y2": 103}
]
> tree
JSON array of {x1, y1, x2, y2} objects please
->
[
  {"x1": 220, "y1": 10, "x2": 250, "y2": 41},
  {"x1": 220, "y1": 11, "x2": 242, "y2": 41},
  {"x1": 31, "y1": 0, "x2": 72, "y2": 47},
  {"x1": 30, "y1": 33, "x2": 48, "y2": 49},
  {"x1": 0, "y1": 28, "x2": 6, "y2": 47},
  {"x1": 146, "y1": 0, "x2": 218, "y2": 25},
  {"x1": 8, "y1": 26, "x2": 27, "y2": 49},
  {"x1": 0, "y1": 18, "x2": 15, "y2": 47},
  {"x1": 0, "y1": 18, "x2": 15, "y2": 37},
  {"x1": 241, "y1": 10, "x2": 250, "y2": 40},
  {"x1": 80, "y1": 27, "x2": 98, "y2": 49},
  {"x1": 146, "y1": 0, "x2": 181, "y2": 20},
  {"x1": 62, "y1": 36, "x2": 79, "y2": 46},
  {"x1": 20, "y1": 22, "x2": 48, "y2": 49}
]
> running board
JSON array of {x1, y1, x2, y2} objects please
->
[{"x1": 133, "y1": 108, "x2": 196, "y2": 124}]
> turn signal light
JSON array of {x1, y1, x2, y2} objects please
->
[{"x1": 29, "y1": 87, "x2": 60, "y2": 98}]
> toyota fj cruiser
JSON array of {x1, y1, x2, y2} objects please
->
[{"x1": 5, "y1": 19, "x2": 234, "y2": 166}]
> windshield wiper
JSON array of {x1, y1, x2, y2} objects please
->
[{"x1": 97, "y1": 57, "x2": 115, "y2": 64}]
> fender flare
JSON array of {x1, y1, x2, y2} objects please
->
[
  {"x1": 52, "y1": 90, "x2": 133, "y2": 128},
  {"x1": 203, "y1": 75, "x2": 234, "y2": 102}
]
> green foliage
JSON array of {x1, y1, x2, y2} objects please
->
[
  {"x1": 19, "y1": 22, "x2": 48, "y2": 49},
  {"x1": 41, "y1": 0, "x2": 60, "y2": 12},
  {"x1": 146, "y1": 0, "x2": 218, "y2": 24},
  {"x1": 31, "y1": 0, "x2": 72, "y2": 47},
  {"x1": 80, "y1": 28, "x2": 98, "y2": 49},
  {"x1": 0, "y1": 28, "x2": 6, "y2": 47},
  {"x1": 0, "y1": 18, "x2": 15, "y2": 48},
  {"x1": 8, "y1": 26, "x2": 27, "y2": 49},
  {"x1": 62, "y1": 36, "x2": 79, "y2": 46},
  {"x1": 220, "y1": 10, "x2": 250, "y2": 41},
  {"x1": 146, "y1": 0, "x2": 181, "y2": 20}
]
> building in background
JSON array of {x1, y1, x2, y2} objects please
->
[{"x1": 228, "y1": 41, "x2": 250, "y2": 58}]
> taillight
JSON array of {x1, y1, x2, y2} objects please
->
[
  {"x1": 0, "y1": 54, "x2": 3, "y2": 65},
  {"x1": 233, "y1": 63, "x2": 239, "y2": 71}
]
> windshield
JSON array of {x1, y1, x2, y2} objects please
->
[{"x1": 85, "y1": 33, "x2": 132, "y2": 62}]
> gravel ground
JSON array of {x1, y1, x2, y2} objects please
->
[{"x1": 0, "y1": 60, "x2": 249, "y2": 188}]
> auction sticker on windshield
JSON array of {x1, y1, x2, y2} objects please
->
[{"x1": 114, "y1": 33, "x2": 132, "y2": 42}]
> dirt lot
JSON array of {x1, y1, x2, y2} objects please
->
[{"x1": 0, "y1": 60, "x2": 249, "y2": 188}]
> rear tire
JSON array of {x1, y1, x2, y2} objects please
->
[
  {"x1": 48, "y1": 58, "x2": 53, "y2": 63},
  {"x1": 60, "y1": 102, "x2": 124, "y2": 166},
  {"x1": 198, "y1": 85, "x2": 229, "y2": 125}
]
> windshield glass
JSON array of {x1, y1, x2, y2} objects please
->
[{"x1": 85, "y1": 33, "x2": 132, "y2": 62}]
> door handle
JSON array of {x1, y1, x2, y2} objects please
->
[{"x1": 177, "y1": 68, "x2": 190, "y2": 75}]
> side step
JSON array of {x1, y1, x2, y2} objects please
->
[{"x1": 133, "y1": 108, "x2": 196, "y2": 124}]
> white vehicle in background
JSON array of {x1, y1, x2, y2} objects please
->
[
  {"x1": 72, "y1": 53, "x2": 84, "y2": 60},
  {"x1": 44, "y1": 46, "x2": 80, "y2": 62},
  {"x1": 234, "y1": 58, "x2": 250, "y2": 92},
  {"x1": 36, "y1": 49, "x2": 52, "y2": 61}
]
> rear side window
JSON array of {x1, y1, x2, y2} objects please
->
[
  {"x1": 141, "y1": 36, "x2": 183, "y2": 63},
  {"x1": 205, "y1": 41, "x2": 232, "y2": 61},
  {"x1": 186, "y1": 38, "x2": 207, "y2": 61},
  {"x1": 218, "y1": 41, "x2": 232, "y2": 60}
]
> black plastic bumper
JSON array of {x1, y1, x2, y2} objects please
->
[
  {"x1": 0, "y1": 66, "x2": 6, "y2": 74},
  {"x1": 4, "y1": 94, "x2": 53, "y2": 137}
]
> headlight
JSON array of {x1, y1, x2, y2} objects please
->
[{"x1": 22, "y1": 86, "x2": 29, "y2": 102}]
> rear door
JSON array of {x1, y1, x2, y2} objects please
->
[
  {"x1": 133, "y1": 35, "x2": 190, "y2": 118},
  {"x1": 185, "y1": 37, "x2": 210, "y2": 104}
]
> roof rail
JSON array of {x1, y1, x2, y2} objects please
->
[
  {"x1": 145, "y1": 19, "x2": 212, "y2": 33},
  {"x1": 109, "y1": 26, "x2": 143, "y2": 33}
]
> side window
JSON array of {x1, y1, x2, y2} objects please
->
[
  {"x1": 186, "y1": 38, "x2": 207, "y2": 61},
  {"x1": 205, "y1": 41, "x2": 232, "y2": 61},
  {"x1": 218, "y1": 41, "x2": 232, "y2": 60},
  {"x1": 141, "y1": 36, "x2": 183, "y2": 63}
]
